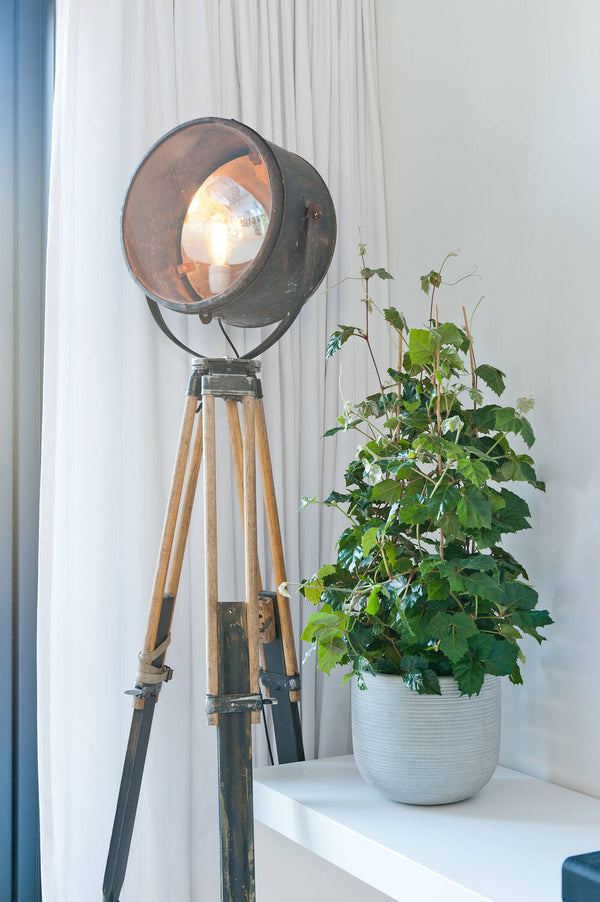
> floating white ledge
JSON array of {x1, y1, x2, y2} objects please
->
[{"x1": 253, "y1": 755, "x2": 600, "y2": 901}]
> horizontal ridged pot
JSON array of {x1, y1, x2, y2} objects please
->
[{"x1": 351, "y1": 673, "x2": 500, "y2": 805}]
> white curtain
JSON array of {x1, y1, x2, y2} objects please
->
[{"x1": 38, "y1": 1, "x2": 389, "y2": 899}]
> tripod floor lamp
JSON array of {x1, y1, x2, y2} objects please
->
[{"x1": 102, "y1": 118, "x2": 336, "y2": 902}]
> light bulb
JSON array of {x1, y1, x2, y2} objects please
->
[
  {"x1": 180, "y1": 165, "x2": 270, "y2": 297},
  {"x1": 205, "y1": 214, "x2": 232, "y2": 267},
  {"x1": 205, "y1": 213, "x2": 232, "y2": 293}
]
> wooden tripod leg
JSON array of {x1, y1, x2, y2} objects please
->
[
  {"x1": 203, "y1": 392, "x2": 219, "y2": 725},
  {"x1": 134, "y1": 393, "x2": 198, "y2": 710},
  {"x1": 255, "y1": 398, "x2": 301, "y2": 702},
  {"x1": 164, "y1": 412, "x2": 203, "y2": 599},
  {"x1": 225, "y1": 399, "x2": 263, "y2": 594},
  {"x1": 242, "y1": 395, "x2": 261, "y2": 725},
  {"x1": 103, "y1": 386, "x2": 200, "y2": 901}
]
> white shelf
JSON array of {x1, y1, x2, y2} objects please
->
[{"x1": 253, "y1": 755, "x2": 600, "y2": 902}]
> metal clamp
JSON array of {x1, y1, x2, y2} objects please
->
[
  {"x1": 205, "y1": 692, "x2": 276, "y2": 716},
  {"x1": 201, "y1": 372, "x2": 258, "y2": 400},
  {"x1": 259, "y1": 670, "x2": 302, "y2": 693}
]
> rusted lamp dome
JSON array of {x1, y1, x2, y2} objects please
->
[{"x1": 121, "y1": 117, "x2": 336, "y2": 355}]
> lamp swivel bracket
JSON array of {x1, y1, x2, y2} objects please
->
[{"x1": 188, "y1": 356, "x2": 262, "y2": 401}]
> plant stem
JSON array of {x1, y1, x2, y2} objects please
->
[
  {"x1": 364, "y1": 337, "x2": 386, "y2": 397},
  {"x1": 435, "y1": 306, "x2": 442, "y2": 445},
  {"x1": 462, "y1": 305, "x2": 477, "y2": 402},
  {"x1": 378, "y1": 538, "x2": 394, "y2": 581},
  {"x1": 397, "y1": 328, "x2": 403, "y2": 398},
  {"x1": 428, "y1": 251, "x2": 454, "y2": 322},
  {"x1": 434, "y1": 306, "x2": 445, "y2": 559}
]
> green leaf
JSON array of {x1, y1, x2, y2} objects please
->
[
  {"x1": 428, "y1": 612, "x2": 479, "y2": 663},
  {"x1": 495, "y1": 407, "x2": 520, "y2": 433},
  {"x1": 435, "y1": 322, "x2": 470, "y2": 351},
  {"x1": 501, "y1": 581, "x2": 539, "y2": 611},
  {"x1": 362, "y1": 266, "x2": 393, "y2": 280},
  {"x1": 494, "y1": 407, "x2": 536, "y2": 448},
  {"x1": 318, "y1": 638, "x2": 348, "y2": 674},
  {"x1": 493, "y1": 488, "x2": 531, "y2": 534},
  {"x1": 455, "y1": 457, "x2": 490, "y2": 487},
  {"x1": 425, "y1": 577, "x2": 451, "y2": 600},
  {"x1": 302, "y1": 582, "x2": 325, "y2": 604},
  {"x1": 383, "y1": 307, "x2": 407, "y2": 331},
  {"x1": 302, "y1": 609, "x2": 350, "y2": 675},
  {"x1": 447, "y1": 569, "x2": 502, "y2": 604},
  {"x1": 401, "y1": 655, "x2": 441, "y2": 694},
  {"x1": 317, "y1": 564, "x2": 338, "y2": 580},
  {"x1": 518, "y1": 415, "x2": 535, "y2": 448},
  {"x1": 324, "y1": 490, "x2": 350, "y2": 505},
  {"x1": 489, "y1": 546, "x2": 529, "y2": 580},
  {"x1": 457, "y1": 486, "x2": 492, "y2": 529},
  {"x1": 371, "y1": 479, "x2": 403, "y2": 503},
  {"x1": 441, "y1": 415, "x2": 463, "y2": 435},
  {"x1": 509, "y1": 663, "x2": 523, "y2": 685},
  {"x1": 395, "y1": 497, "x2": 429, "y2": 526},
  {"x1": 437, "y1": 512, "x2": 464, "y2": 539},
  {"x1": 468, "y1": 387, "x2": 484, "y2": 405},
  {"x1": 365, "y1": 587, "x2": 380, "y2": 615},
  {"x1": 453, "y1": 654, "x2": 485, "y2": 696},
  {"x1": 427, "y1": 483, "x2": 461, "y2": 520},
  {"x1": 489, "y1": 490, "x2": 507, "y2": 514},
  {"x1": 475, "y1": 364, "x2": 506, "y2": 396},
  {"x1": 500, "y1": 457, "x2": 539, "y2": 485},
  {"x1": 401, "y1": 379, "x2": 420, "y2": 407},
  {"x1": 470, "y1": 404, "x2": 501, "y2": 432},
  {"x1": 499, "y1": 488, "x2": 530, "y2": 519},
  {"x1": 497, "y1": 621, "x2": 523, "y2": 643},
  {"x1": 511, "y1": 608, "x2": 554, "y2": 643},
  {"x1": 457, "y1": 555, "x2": 498, "y2": 573},
  {"x1": 337, "y1": 527, "x2": 363, "y2": 572},
  {"x1": 439, "y1": 347, "x2": 466, "y2": 372},
  {"x1": 362, "y1": 526, "x2": 380, "y2": 557},
  {"x1": 408, "y1": 328, "x2": 436, "y2": 366},
  {"x1": 326, "y1": 325, "x2": 363, "y2": 359},
  {"x1": 474, "y1": 634, "x2": 519, "y2": 677},
  {"x1": 301, "y1": 610, "x2": 343, "y2": 643},
  {"x1": 420, "y1": 270, "x2": 441, "y2": 294},
  {"x1": 438, "y1": 632, "x2": 470, "y2": 663}
]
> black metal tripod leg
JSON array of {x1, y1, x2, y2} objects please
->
[
  {"x1": 103, "y1": 377, "x2": 204, "y2": 901},
  {"x1": 216, "y1": 602, "x2": 256, "y2": 902},
  {"x1": 259, "y1": 592, "x2": 305, "y2": 764},
  {"x1": 102, "y1": 593, "x2": 174, "y2": 902}
]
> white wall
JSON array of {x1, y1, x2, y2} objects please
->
[{"x1": 375, "y1": 0, "x2": 600, "y2": 797}]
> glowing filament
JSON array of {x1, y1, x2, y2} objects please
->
[{"x1": 205, "y1": 214, "x2": 231, "y2": 267}]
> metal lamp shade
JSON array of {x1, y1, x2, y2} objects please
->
[{"x1": 121, "y1": 117, "x2": 336, "y2": 328}]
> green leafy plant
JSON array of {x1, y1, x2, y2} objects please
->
[{"x1": 300, "y1": 249, "x2": 552, "y2": 696}]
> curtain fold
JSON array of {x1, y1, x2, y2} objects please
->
[{"x1": 38, "y1": 2, "x2": 388, "y2": 899}]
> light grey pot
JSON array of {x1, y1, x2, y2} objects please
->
[{"x1": 351, "y1": 672, "x2": 500, "y2": 805}]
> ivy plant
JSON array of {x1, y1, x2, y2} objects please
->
[{"x1": 300, "y1": 249, "x2": 552, "y2": 696}]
